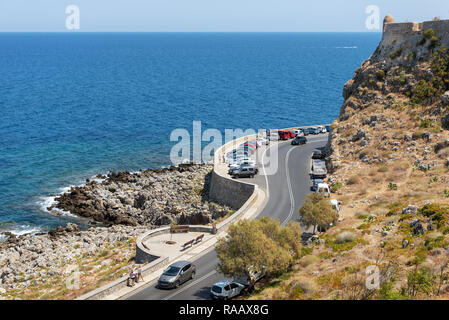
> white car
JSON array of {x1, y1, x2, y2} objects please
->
[
  {"x1": 293, "y1": 130, "x2": 304, "y2": 137},
  {"x1": 210, "y1": 280, "x2": 245, "y2": 300},
  {"x1": 258, "y1": 137, "x2": 269, "y2": 145},
  {"x1": 315, "y1": 183, "x2": 331, "y2": 197}
]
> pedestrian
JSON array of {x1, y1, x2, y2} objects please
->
[
  {"x1": 128, "y1": 268, "x2": 136, "y2": 287},
  {"x1": 137, "y1": 266, "x2": 144, "y2": 282}
]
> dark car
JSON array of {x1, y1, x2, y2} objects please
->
[
  {"x1": 157, "y1": 260, "x2": 196, "y2": 289},
  {"x1": 302, "y1": 128, "x2": 309, "y2": 136},
  {"x1": 291, "y1": 136, "x2": 307, "y2": 145},
  {"x1": 312, "y1": 149, "x2": 324, "y2": 159}
]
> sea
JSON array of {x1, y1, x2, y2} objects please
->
[{"x1": 0, "y1": 32, "x2": 381, "y2": 236}]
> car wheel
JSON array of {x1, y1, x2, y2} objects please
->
[{"x1": 191, "y1": 272, "x2": 196, "y2": 280}]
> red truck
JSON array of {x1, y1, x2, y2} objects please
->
[{"x1": 278, "y1": 130, "x2": 294, "y2": 140}]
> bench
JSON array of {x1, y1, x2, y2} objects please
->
[
  {"x1": 195, "y1": 234, "x2": 204, "y2": 244},
  {"x1": 181, "y1": 239, "x2": 195, "y2": 250},
  {"x1": 171, "y1": 225, "x2": 189, "y2": 234}
]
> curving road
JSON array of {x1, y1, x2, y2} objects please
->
[{"x1": 125, "y1": 134, "x2": 328, "y2": 300}]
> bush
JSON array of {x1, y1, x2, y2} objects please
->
[
  {"x1": 390, "y1": 48, "x2": 403, "y2": 60},
  {"x1": 406, "y1": 267, "x2": 435, "y2": 297},
  {"x1": 335, "y1": 231, "x2": 356, "y2": 244},
  {"x1": 347, "y1": 176, "x2": 359, "y2": 185},
  {"x1": 376, "y1": 70, "x2": 386, "y2": 81},
  {"x1": 407, "y1": 51, "x2": 417, "y2": 60},
  {"x1": 378, "y1": 165, "x2": 388, "y2": 173},
  {"x1": 424, "y1": 28, "x2": 436, "y2": 40},
  {"x1": 299, "y1": 255, "x2": 320, "y2": 268},
  {"x1": 412, "y1": 80, "x2": 440, "y2": 104},
  {"x1": 299, "y1": 193, "x2": 339, "y2": 233},
  {"x1": 331, "y1": 181, "x2": 343, "y2": 193},
  {"x1": 419, "y1": 203, "x2": 449, "y2": 229},
  {"x1": 388, "y1": 182, "x2": 398, "y2": 191}
]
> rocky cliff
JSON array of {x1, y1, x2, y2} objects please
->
[{"x1": 251, "y1": 17, "x2": 449, "y2": 300}]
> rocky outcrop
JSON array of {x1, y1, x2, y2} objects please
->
[
  {"x1": 50, "y1": 164, "x2": 231, "y2": 227},
  {"x1": 0, "y1": 224, "x2": 148, "y2": 292}
]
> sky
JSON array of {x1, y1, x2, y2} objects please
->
[{"x1": 0, "y1": 0, "x2": 448, "y2": 32}]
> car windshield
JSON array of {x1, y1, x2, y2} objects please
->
[
  {"x1": 163, "y1": 266, "x2": 181, "y2": 276},
  {"x1": 211, "y1": 285, "x2": 223, "y2": 294}
]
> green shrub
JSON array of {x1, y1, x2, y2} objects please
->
[
  {"x1": 406, "y1": 267, "x2": 435, "y2": 297},
  {"x1": 412, "y1": 80, "x2": 440, "y2": 104},
  {"x1": 388, "y1": 182, "x2": 398, "y2": 191},
  {"x1": 424, "y1": 28, "x2": 436, "y2": 40},
  {"x1": 331, "y1": 181, "x2": 343, "y2": 193},
  {"x1": 419, "y1": 118, "x2": 431, "y2": 128},
  {"x1": 376, "y1": 70, "x2": 386, "y2": 81},
  {"x1": 390, "y1": 48, "x2": 403, "y2": 60},
  {"x1": 419, "y1": 203, "x2": 449, "y2": 229},
  {"x1": 407, "y1": 51, "x2": 416, "y2": 60}
]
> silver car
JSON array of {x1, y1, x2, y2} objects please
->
[
  {"x1": 210, "y1": 280, "x2": 245, "y2": 300},
  {"x1": 157, "y1": 260, "x2": 196, "y2": 289}
]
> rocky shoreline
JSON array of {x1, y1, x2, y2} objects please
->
[
  {"x1": 49, "y1": 163, "x2": 230, "y2": 226},
  {"x1": 0, "y1": 163, "x2": 231, "y2": 299}
]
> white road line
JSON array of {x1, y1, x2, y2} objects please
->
[
  {"x1": 282, "y1": 147, "x2": 296, "y2": 226},
  {"x1": 162, "y1": 270, "x2": 217, "y2": 300}
]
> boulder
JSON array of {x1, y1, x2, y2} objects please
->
[
  {"x1": 411, "y1": 220, "x2": 425, "y2": 236},
  {"x1": 402, "y1": 205, "x2": 418, "y2": 215},
  {"x1": 351, "y1": 129, "x2": 366, "y2": 142}
]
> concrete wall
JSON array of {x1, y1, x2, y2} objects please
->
[{"x1": 209, "y1": 170, "x2": 255, "y2": 210}]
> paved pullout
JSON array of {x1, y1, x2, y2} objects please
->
[{"x1": 125, "y1": 135, "x2": 328, "y2": 300}]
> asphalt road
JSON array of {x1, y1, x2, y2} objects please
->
[{"x1": 125, "y1": 134, "x2": 329, "y2": 300}]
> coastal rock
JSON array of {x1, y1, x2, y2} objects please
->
[{"x1": 51, "y1": 164, "x2": 230, "y2": 227}]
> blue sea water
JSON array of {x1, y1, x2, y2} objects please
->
[{"x1": 0, "y1": 32, "x2": 381, "y2": 235}]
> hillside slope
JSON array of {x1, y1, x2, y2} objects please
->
[{"x1": 250, "y1": 16, "x2": 449, "y2": 300}]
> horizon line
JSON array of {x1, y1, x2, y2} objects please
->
[{"x1": 0, "y1": 30, "x2": 382, "y2": 34}]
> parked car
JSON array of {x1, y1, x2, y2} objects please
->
[
  {"x1": 291, "y1": 136, "x2": 307, "y2": 145},
  {"x1": 233, "y1": 266, "x2": 266, "y2": 289},
  {"x1": 158, "y1": 261, "x2": 196, "y2": 289},
  {"x1": 258, "y1": 137, "x2": 269, "y2": 145},
  {"x1": 231, "y1": 165, "x2": 257, "y2": 178},
  {"x1": 311, "y1": 159, "x2": 327, "y2": 178},
  {"x1": 315, "y1": 183, "x2": 331, "y2": 197},
  {"x1": 229, "y1": 160, "x2": 258, "y2": 175},
  {"x1": 293, "y1": 129, "x2": 304, "y2": 137},
  {"x1": 312, "y1": 149, "x2": 325, "y2": 159},
  {"x1": 320, "y1": 126, "x2": 327, "y2": 133},
  {"x1": 278, "y1": 130, "x2": 290, "y2": 140},
  {"x1": 210, "y1": 280, "x2": 245, "y2": 300},
  {"x1": 308, "y1": 127, "x2": 321, "y2": 135},
  {"x1": 325, "y1": 125, "x2": 330, "y2": 132},
  {"x1": 268, "y1": 131, "x2": 279, "y2": 141},
  {"x1": 302, "y1": 128, "x2": 309, "y2": 136},
  {"x1": 311, "y1": 178, "x2": 324, "y2": 191}
]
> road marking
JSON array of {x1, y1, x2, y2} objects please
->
[
  {"x1": 282, "y1": 147, "x2": 296, "y2": 226},
  {"x1": 162, "y1": 270, "x2": 217, "y2": 300}
]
